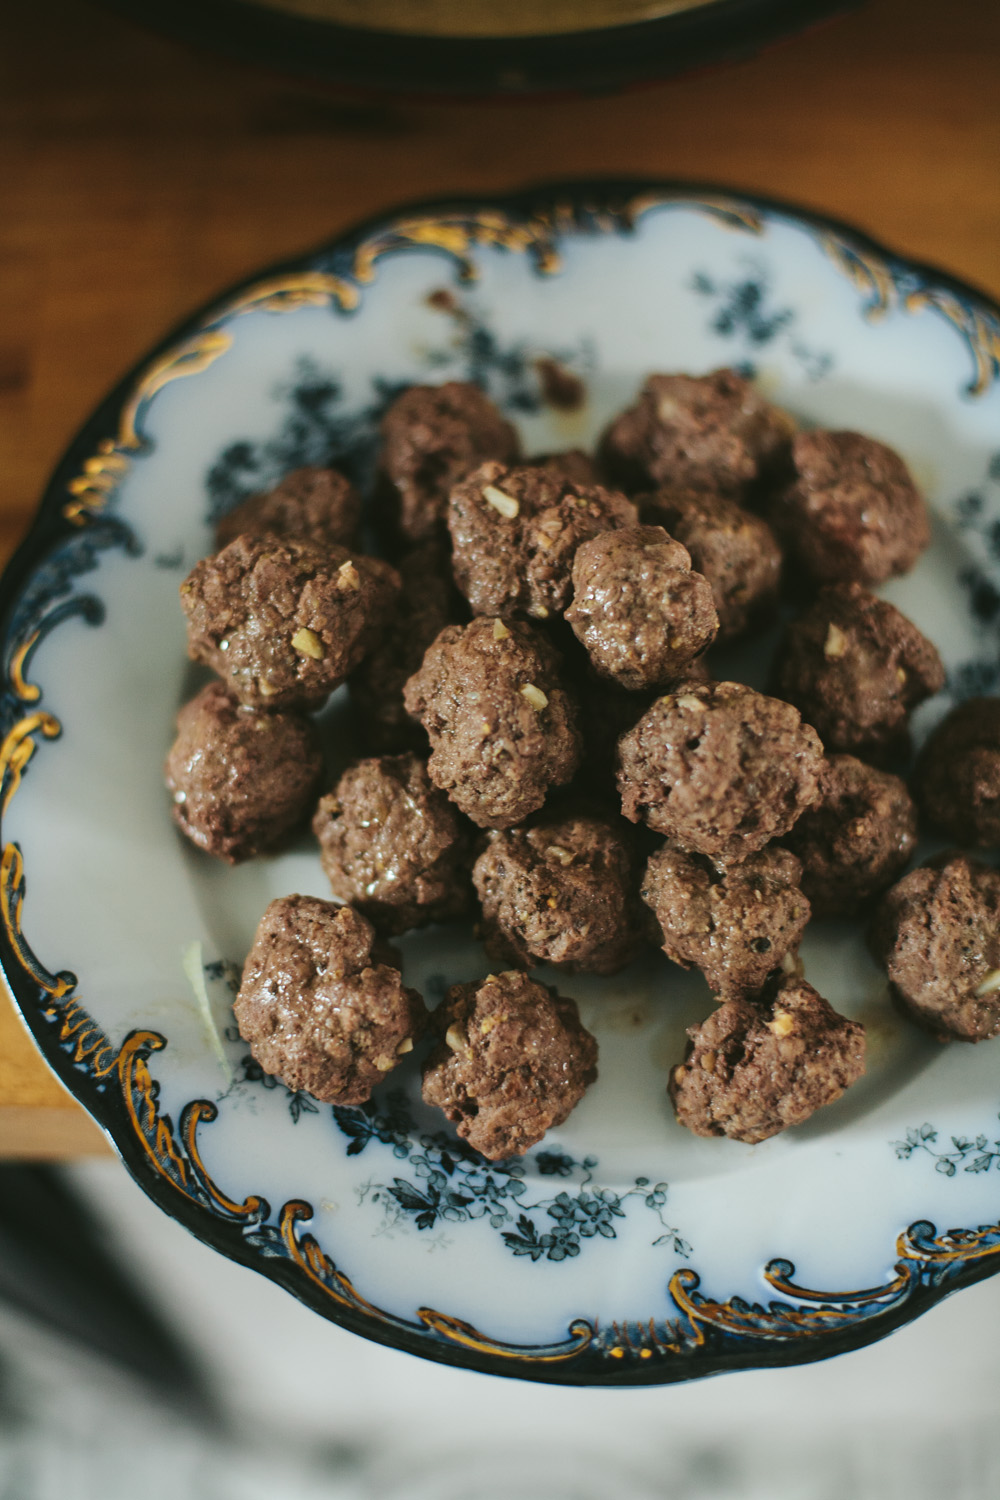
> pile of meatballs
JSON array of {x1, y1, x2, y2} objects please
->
[{"x1": 166, "y1": 369, "x2": 1000, "y2": 1161}]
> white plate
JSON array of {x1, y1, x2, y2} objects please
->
[{"x1": 3, "y1": 184, "x2": 1000, "y2": 1385}]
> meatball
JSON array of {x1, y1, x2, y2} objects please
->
[
  {"x1": 616, "y1": 680, "x2": 823, "y2": 862},
  {"x1": 598, "y1": 368, "x2": 795, "y2": 497},
  {"x1": 782, "y1": 754, "x2": 917, "y2": 916},
  {"x1": 348, "y1": 540, "x2": 460, "y2": 753},
  {"x1": 378, "y1": 381, "x2": 520, "y2": 543},
  {"x1": 870, "y1": 855, "x2": 1000, "y2": 1042},
  {"x1": 472, "y1": 810, "x2": 645, "y2": 976},
  {"x1": 639, "y1": 486, "x2": 782, "y2": 642},
  {"x1": 669, "y1": 978, "x2": 866, "y2": 1143},
  {"x1": 913, "y1": 697, "x2": 1000, "y2": 847},
  {"x1": 642, "y1": 845, "x2": 810, "y2": 1001},
  {"x1": 772, "y1": 582, "x2": 944, "y2": 763},
  {"x1": 180, "y1": 534, "x2": 400, "y2": 712},
  {"x1": 769, "y1": 429, "x2": 930, "y2": 585},
  {"x1": 233, "y1": 896, "x2": 426, "y2": 1105},
  {"x1": 313, "y1": 753, "x2": 472, "y2": 935},
  {"x1": 532, "y1": 449, "x2": 601, "y2": 486},
  {"x1": 403, "y1": 618, "x2": 581, "y2": 829},
  {"x1": 165, "y1": 681, "x2": 322, "y2": 862},
  {"x1": 448, "y1": 460, "x2": 637, "y2": 621},
  {"x1": 214, "y1": 465, "x2": 361, "y2": 552},
  {"x1": 421, "y1": 970, "x2": 598, "y2": 1159},
  {"x1": 564, "y1": 525, "x2": 718, "y2": 690}
]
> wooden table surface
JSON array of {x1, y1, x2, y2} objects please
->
[{"x1": 1, "y1": 0, "x2": 997, "y2": 1156}]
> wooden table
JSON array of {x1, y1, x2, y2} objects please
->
[{"x1": 1, "y1": 0, "x2": 997, "y2": 1156}]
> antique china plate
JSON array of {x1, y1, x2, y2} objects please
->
[
  {"x1": 2, "y1": 183, "x2": 1000, "y2": 1386},
  {"x1": 99, "y1": 0, "x2": 853, "y2": 97}
]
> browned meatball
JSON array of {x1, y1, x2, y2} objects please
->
[
  {"x1": 639, "y1": 486, "x2": 782, "y2": 642},
  {"x1": 472, "y1": 810, "x2": 645, "y2": 976},
  {"x1": 403, "y1": 618, "x2": 581, "y2": 829},
  {"x1": 313, "y1": 753, "x2": 472, "y2": 935},
  {"x1": 913, "y1": 698, "x2": 1000, "y2": 847},
  {"x1": 165, "y1": 681, "x2": 322, "y2": 863},
  {"x1": 598, "y1": 368, "x2": 795, "y2": 496},
  {"x1": 348, "y1": 540, "x2": 460, "y2": 753},
  {"x1": 565, "y1": 525, "x2": 718, "y2": 690},
  {"x1": 669, "y1": 978, "x2": 865, "y2": 1143},
  {"x1": 180, "y1": 535, "x2": 400, "y2": 712},
  {"x1": 782, "y1": 754, "x2": 917, "y2": 916},
  {"x1": 214, "y1": 466, "x2": 361, "y2": 552},
  {"x1": 378, "y1": 382, "x2": 520, "y2": 543},
  {"x1": 616, "y1": 680, "x2": 823, "y2": 863},
  {"x1": 233, "y1": 896, "x2": 427, "y2": 1105},
  {"x1": 421, "y1": 970, "x2": 598, "y2": 1159},
  {"x1": 870, "y1": 855, "x2": 1000, "y2": 1042},
  {"x1": 642, "y1": 845, "x2": 810, "y2": 1001},
  {"x1": 448, "y1": 460, "x2": 637, "y2": 621},
  {"x1": 772, "y1": 583, "x2": 945, "y2": 763},
  {"x1": 769, "y1": 430, "x2": 930, "y2": 585},
  {"x1": 562, "y1": 592, "x2": 711, "y2": 793},
  {"x1": 533, "y1": 449, "x2": 601, "y2": 485}
]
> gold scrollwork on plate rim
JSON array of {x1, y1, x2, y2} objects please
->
[
  {"x1": 59, "y1": 189, "x2": 999, "y2": 528},
  {"x1": 8, "y1": 925, "x2": 1000, "y2": 1375},
  {"x1": 80, "y1": 1016, "x2": 1000, "y2": 1369}
]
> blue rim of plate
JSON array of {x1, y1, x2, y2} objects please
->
[{"x1": 2, "y1": 180, "x2": 1000, "y2": 1387}]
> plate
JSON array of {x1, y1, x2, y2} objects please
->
[
  {"x1": 3, "y1": 183, "x2": 1000, "y2": 1387},
  {"x1": 97, "y1": 0, "x2": 854, "y2": 97}
]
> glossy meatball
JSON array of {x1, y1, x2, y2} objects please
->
[
  {"x1": 913, "y1": 697, "x2": 1000, "y2": 847},
  {"x1": 639, "y1": 486, "x2": 782, "y2": 642},
  {"x1": 642, "y1": 844, "x2": 810, "y2": 1000},
  {"x1": 165, "y1": 681, "x2": 322, "y2": 862},
  {"x1": 234, "y1": 897, "x2": 426, "y2": 1105},
  {"x1": 378, "y1": 382, "x2": 520, "y2": 543},
  {"x1": 448, "y1": 460, "x2": 637, "y2": 621},
  {"x1": 769, "y1": 429, "x2": 930, "y2": 585},
  {"x1": 565, "y1": 525, "x2": 718, "y2": 690},
  {"x1": 421, "y1": 970, "x2": 598, "y2": 1159},
  {"x1": 313, "y1": 753, "x2": 472, "y2": 934},
  {"x1": 214, "y1": 465, "x2": 361, "y2": 552},
  {"x1": 599, "y1": 368, "x2": 795, "y2": 497},
  {"x1": 616, "y1": 679, "x2": 823, "y2": 862},
  {"x1": 772, "y1": 583, "x2": 944, "y2": 763},
  {"x1": 403, "y1": 618, "x2": 581, "y2": 829},
  {"x1": 870, "y1": 855, "x2": 1000, "y2": 1042},
  {"x1": 472, "y1": 810, "x2": 645, "y2": 975},
  {"x1": 532, "y1": 449, "x2": 601, "y2": 486},
  {"x1": 782, "y1": 754, "x2": 917, "y2": 916},
  {"x1": 669, "y1": 978, "x2": 865, "y2": 1143},
  {"x1": 180, "y1": 534, "x2": 399, "y2": 712}
]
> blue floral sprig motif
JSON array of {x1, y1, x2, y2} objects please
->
[
  {"x1": 204, "y1": 357, "x2": 407, "y2": 522},
  {"x1": 891, "y1": 1117, "x2": 1000, "y2": 1176},
  {"x1": 204, "y1": 304, "x2": 593, "y2": 534},
  {"x1": 236, "y1": 1053, "x2": 319, "y2": 1124},
  {"x1": 691, "y1": 267, "x2": 793, "y2": 346},
  {"x1": 502, "y1": 1176, "x2": 688, "y2": 1264},
  {"x1": 333, "y1": 1093, "x2": 691, "y2": 1263},
  {"x1": 947, "y1": 454, "x2": 1000, "y2": 699},
  {"x1": 689, "y1": 261, "x2": 833, "y2": 381},
  {"x1": 422, "y1": 292, "x2": 593, "y2": 415}
]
